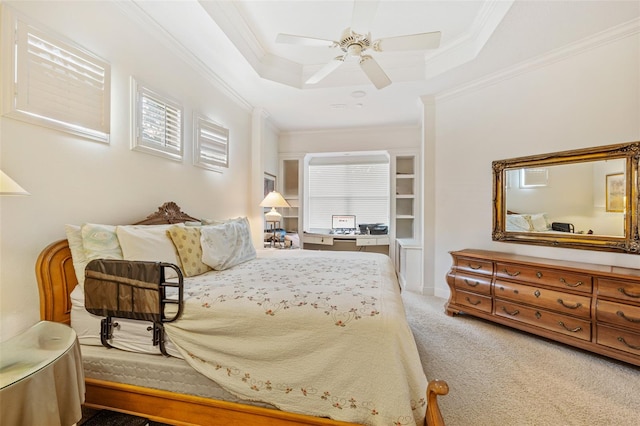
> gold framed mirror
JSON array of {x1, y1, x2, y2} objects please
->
[{"x1": 492, "y1": 141, "x2": 639, "y2": 254}]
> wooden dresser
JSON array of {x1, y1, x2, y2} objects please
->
[{"x1": 446, "y1": 249, "x2": 640, "y2": 366}]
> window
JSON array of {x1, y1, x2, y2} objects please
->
[
  {"x1": 306, "y1": 153, "x2": 390, "y2": 230},
  {"x1": 132, "y1": 78, "x2": 183, "y2": 161},
  {"x1": 2, "y1": 8, "x2": 110, "y2": 142},
  {"x1": 194, "y1": 115, "x2": 229, "y2": 171}
]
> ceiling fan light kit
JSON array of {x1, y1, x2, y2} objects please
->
[{"x1": 276, "y1": 1, "x2": 441, "y2": 90}]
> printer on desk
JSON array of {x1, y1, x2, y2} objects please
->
[{"x1": 359, "y1": 223, "x2": 388, "y2": 235}]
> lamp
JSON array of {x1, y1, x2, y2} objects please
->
[
  {"x1": 259, "y1": 191, "x2": 290, "y2": 222},
  {"x1": 0, "y1": 170, "x2": 30, "y2": 195},
  {"x1": 260, "y1": 191, "x2": 290, "y2": 247}
]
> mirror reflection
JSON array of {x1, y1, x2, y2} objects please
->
[
  {"x1": 492, "y1": 141, "x2": 639, "y2": 254},
  {"x1": 505, "y1": 159, "x2": 626, "y2": 237}
]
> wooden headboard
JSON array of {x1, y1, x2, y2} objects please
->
[{"x1": 35, "y1": 202, "x2": 199, "y2": 324}]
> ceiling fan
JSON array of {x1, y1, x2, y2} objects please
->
[{"x1": 275, "y1": 0, "x2": 441, "y2": 89}]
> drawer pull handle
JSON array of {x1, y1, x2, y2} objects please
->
[
  {"x1": 501, "y1": 306, "x2": 520, "y2": 316},
  {"x1": 465, "y1": 297, "x2": 481, "y2": 306},
  {"x1": 558, "y1": 321, "x2": 582, "y2": 333},
  {"x1": 617, "y1": 311, "x2": 640, "y2": 323},
  {"x1": 557, "y1": 299, "x2": 582, "y2": 309},
  {"x1": 534, "y1": 290, "x2": 541, "y2": 298},
  {"x1": 468, "y1": 263, "x2": 482, "y2": 270},
  {"x1": 464, "y1": 279, "x2": 480, "y2": 287},
  {"x1": 618, "y1": 287, "x2": 640, "y2": 298},
  {"x1": 559, "y1": 278, "x2": 584, "y2": 288},
  {"x1": 617, "y1": 337, "x2": 640, "y2": 350},
  {"x1": 502, "y1": 269, "x2": 520, "y2": 277},
  {"x1": 536, "y1": 272, "x2": 543, "y2": 279}
]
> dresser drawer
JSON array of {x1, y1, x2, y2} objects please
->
[
  {"x1": 597, "y1": 278, "x2": 640, "y2": 304},
  {"x1": 596, "y1": 300, "x2": 640, "y2": 331},
  {"x1": 495, "y1": 300, "x2": 591, "y2": 341},
  {"x1": 495, "y1": 280, "x2": 592, "y2": 319},
  {"x1": 455, "y1": 257, "x2": 493, "y2": 276},
  {"x1": 454, "y1": 272, "x2": 492, "y2": 295},
  {"x1": 495, "y1": 263, "x2": 592, "y2": 293},
  {"x1": 597, "y1": 324, "x2": 640, "y2": 356},
  {"x1": 454, "y1": 290, "x2": 492, "y2": 314}
]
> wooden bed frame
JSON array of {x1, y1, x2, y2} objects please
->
[{"x1": 35, "y1": 202, "x2": 449, "y2": 426}]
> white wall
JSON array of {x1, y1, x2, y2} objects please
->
[
  {"x1": 431, "y1": 31, "x2": 640, "y2": 298},
  {"x1": 0, "y1": 2, "x2": 256, "y2": 340},
  {"x1": 279, "y1": 125, "x2": 421, "y2": 154}
]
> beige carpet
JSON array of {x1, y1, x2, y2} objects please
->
[{"x1": 402, "y1": 292, "x2": 640, "y2": 426}]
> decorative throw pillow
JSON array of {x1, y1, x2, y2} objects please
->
[
  {"x1": 505, "y1": 214, "x2": 532, "y2": 232},
  {"x1": 201, "y1": 217, "x2": 256, "y2": 271},
  {"x1": 529, "y1": 213, "x2": 550, "y2": 232},
  {"x1": 115, "y1": 225, "x2": 183, "y2": 279},
  {"x1": 167, "y1": 225, "x2": 212, "y2": 277},
  {"x1": 81, "y1": 223, "x2": 123, "y2": 262},
  {"x1": 65, "y1": 224, "x2": 89, "y2": 286}
]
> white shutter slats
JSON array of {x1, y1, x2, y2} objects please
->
[
  {"x1": 194, "y1": 116, "x2": 229, "y2": 171},
  {"x1": 10, "y1": 18, "x2": 110, "y2": 141},
  {"x1": 134, "y1": 82, "x2": 183, "y2": 159}
]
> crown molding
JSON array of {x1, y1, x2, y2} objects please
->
[
  {"x1": 120, "y1": 1, "x2": 253, "y2": 112},
  {"x1": 436, "y1": 17, "x2": 640, "y2": 103},
  {"x1": 423, "y1": 0, "x2": 515, "y2": 80}
]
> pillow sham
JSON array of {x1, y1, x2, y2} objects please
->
[
  {"x1": 167, "y1": 225, "x2": 212, "y2": 277},
  {"x1": 116, "y1": 225, "x2": 182, "y2": 279},
  {"x1": 201, "y1": 217, "x2": 256, "y2": 271},
  {"x1": 529, "y1": 213, "x2": 550, "y2": 232},
  {"x1": 65, "y1": 224, "x2": 89, "y2": 286},
  {"x1": 505, "y1": 214, "x2": 532, "y2": 232},
  {"x1": 81, "y1": 223, "x2": 123, "y2": 262}
]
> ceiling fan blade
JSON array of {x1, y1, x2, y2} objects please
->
[
  {"x1": 375, "y1": 31, "x2": 442, "y2": 52},
  {"x1": 276, "y1": 33, "x2": 336, "y2": 47},
  {"x1": 351, "y1": 0, "x2": 379, "y2": 34},
  {"x1": 306, "y1": 56, "x2": 345, "y2": 85},
  {"x1": 359, "y1": 55, "x2": 391, "y2": 89}
]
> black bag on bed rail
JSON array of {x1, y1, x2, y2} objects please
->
[{"x1": 84, "y1": 259, "x2": 184, "y2": 356}]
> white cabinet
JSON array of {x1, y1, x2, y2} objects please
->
[
  {"x1": 391, "y1": 151, "x2": 422, "y2": 290},
  {"x1": 395, "y1": 239, "x2": 422, "y2": 291}
]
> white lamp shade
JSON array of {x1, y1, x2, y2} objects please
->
[
  {"x1": 259, "y1": 191, "x2": 291, "y2": 208},
  {"x1": 0, "y1": 170, "x2": 30, "y2": 195}
]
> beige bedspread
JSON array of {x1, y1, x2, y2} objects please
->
[{"x1": 164, "y1": 249, "x2": 427, "y2": 426}]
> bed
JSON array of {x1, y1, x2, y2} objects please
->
[{"x1": 36, "y1": 202, "x2": 449, "y2": 426}]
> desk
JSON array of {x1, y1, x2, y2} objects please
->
[
  {"x1": 303, "y1": 231, "x2": 390, "y2": 255},
  {"x1": 0, "y1": 321, "x2": 84, "y2": 426}
]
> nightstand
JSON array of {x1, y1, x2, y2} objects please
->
[{"x1": 0, "y1": 321, "x2": 84, "y2": 426}]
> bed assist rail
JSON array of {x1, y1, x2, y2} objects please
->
[{"x1": 84, "y1": 259, "x2": 183, "y2": 356}]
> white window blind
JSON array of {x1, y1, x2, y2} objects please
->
[
  {"x1": 307, "y1": 162, "x2": 390, "y2": 229},
  {"x1": 194, "y1": 115, "x2": 229, "y2": 171},
  {"x1": 132, "y1": 79, "x2": 183, "y2": 161},
  {"x1": 5, "y1": 12, "x2": 110, "y2": 142}
]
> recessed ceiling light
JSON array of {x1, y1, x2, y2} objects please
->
[
  {"x1": 330, "y1": 103, "x2": 347, "y2": 109},
  {"x1": 351, "y1": 90, "x2": 366, "y2": 98}
]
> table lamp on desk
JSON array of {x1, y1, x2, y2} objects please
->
[{"x1": 260, "y1": 191, "x2": 290, "y2": 246}]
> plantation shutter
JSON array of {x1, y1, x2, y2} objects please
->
[
  {"x1": 12, "y1": 17, "x2": 110, "y2": 141},
  {"x1": 194, "y1": 116, "x2": 229, "y2": 170},
  {"x1": 133, "y1": 81, "x2": 183, "y2": 161}
]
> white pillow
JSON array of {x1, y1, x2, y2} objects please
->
[
  {"x1": 201, "y1": 217, "x2": 256, "y2": 271},
  {"x1": 505, "y1": 214, "x2": 532, "y2": 232},
  {"x1": 529, "y1": 213, "x2": 550, "y2": 232},
  {"x1": 116, "y1": 225, "x2": 183, "y2": 279},
  {"x1": 81, "y1": 223, "x2": 123, "y2": 262},
  {"x1": 65, "y1": 224, "x2": 89, "y2": 286}
]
